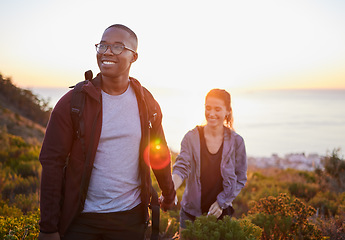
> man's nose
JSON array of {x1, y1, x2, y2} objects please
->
[{"x1": 104, "y1": 46, "x2": 114, "y2": 55}]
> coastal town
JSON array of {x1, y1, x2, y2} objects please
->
[{"x1": 248, "y1": 153, "x2": 323, "y2": 171}]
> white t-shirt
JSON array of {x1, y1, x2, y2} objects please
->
[{"x1": 83, "y1": 84, "x2": 142, "y2": 213}]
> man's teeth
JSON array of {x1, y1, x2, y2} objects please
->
[{"x1": 103, "y1": 61, "x2": 115, "y2": 65}]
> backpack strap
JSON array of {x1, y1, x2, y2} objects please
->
[
  {"x1": 62, "y1": 71, "x2": 92, "y2": 208},
  {"x1": 149, "y1": 185, "x2": 160, "y2": 240},
  {"x1": 70, "y1": 70, "x2": 93, "y2": 150},
  {"x1": 71, "y1": 82, "x2": 85, "y2": 139},
  {"x1": 142, "y1": 87, "x2": 159, "y2": 129}
]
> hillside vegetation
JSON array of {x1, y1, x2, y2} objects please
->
[
  {"x1": 0, "y1": 73, "x2": 51, "y2": 144},
  {"x1": 0, "y1": 73, "x2": 51, "y2": 126},
  {"x1": 0, "y1": 72, "x2": 344, "y2": 239}
]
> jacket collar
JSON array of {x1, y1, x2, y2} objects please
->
[
  {"x1": 81, "y1": 73, "x2": 145, "y2": 102},
  {"x1": 192, "y1": 126, "x2": 234, "y2": 159},
  {"x1": 82, "y1": 73, "x2": 102, "y2": 102},
  {"x1": 129, "y1": 76, "x2": 145, "y2": 101}
]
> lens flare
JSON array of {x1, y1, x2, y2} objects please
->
[{"x1": 143, "y1": 139, "x2": 171, "y2": 170}]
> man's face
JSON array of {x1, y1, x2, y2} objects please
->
[{"x1": 97, "y1": 27, "x2": 137, "y2": 79}]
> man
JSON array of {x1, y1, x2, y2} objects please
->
[{"x1": 38, "y1": 24, "x2": 176, "y2": 240}]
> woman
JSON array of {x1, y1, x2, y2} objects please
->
[{"x1": 172, "y1": 89, "x2": 247, "y2": 230}]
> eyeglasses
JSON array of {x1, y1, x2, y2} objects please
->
[{"x1": 95, "y1": 43, "x2": 136, "y2": 55}]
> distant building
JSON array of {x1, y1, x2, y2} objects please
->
[{"x1": 248, "y1": 153, "x2": 323, "y2": 171}]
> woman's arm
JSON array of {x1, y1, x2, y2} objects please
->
[
  {"x1": 172, "y1": 131, "x2": 194, "y2": 181},
  {"x1": 216, "y1": 134, "x2": 247, "y2": 209},
  {"x1": 172, "y1": 173, "x2": 183, "y2": 190},
  {"x1": 233, "y1": 135, "x2": 248, "y2": 197}
]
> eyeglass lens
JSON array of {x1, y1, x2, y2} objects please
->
[{"x1": 96, "y1": 44, "x2": 124, "y2": 54}]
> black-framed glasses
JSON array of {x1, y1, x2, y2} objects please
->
[{"x1": 95, "y1": 43, "x2": 136, "y2": 55}]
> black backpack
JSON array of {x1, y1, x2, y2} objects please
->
[{"x1": 69, "y1": 70, "x2": 160, "y2": 240}]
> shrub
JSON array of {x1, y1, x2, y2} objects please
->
[
  {"x1": 314, "y1": 214, "x2": 345, "y2": 240},
  {"x1": 181, "y1": 215, "x2": 262, "y2": 240},
  {"x1": 319, "y1": 149, "x2": 345, "y2": 193},
  {"x1": 247, "y1": 193, "x2": 323, "y2": 239},
  {"x1": 16, "y1": 161, "x2": 40, "y2": 178},
  {"x1": 1, "y1": 175, "x2": 39, "y2": 202},
  {"x1": 308, "y1": 191, "x2": 338, "y2": 217},
  {"x1": 0, "y1": 200, "x2": 23, "y2": 218},
  {"x1": 288, "y1": 182, "x2": 318, "y2": 202},
  {"x1": 233, "y1": 170, "x2": 287, "y2": 218},
  {"x1": 0, "y1": 210, "x2": 39, "y2": 240},
  {"x1": 12, "y1": 194, "x2": 39, "y2": 214},
  {"x1": 145, "y1": 209, "x2": 180, "y2": 239},
  {"x1": 159, "y1": 210, "x2": 180, "y2": 238},
  {"x1": 298, "y1": 171, "x2": 316, "y2": 183}
]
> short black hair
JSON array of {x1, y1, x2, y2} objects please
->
[{"x1": 105, "y1": 24, "x2": 138, "y2": 50}]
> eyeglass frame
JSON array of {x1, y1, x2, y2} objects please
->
[{"x1": 95, "y1": 42, "x2": 136, "y2": 55}]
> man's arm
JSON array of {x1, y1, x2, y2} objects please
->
[
  {"x1": 39, "y1": 93, "x2": 74, "y2": 233},
  {"x1": 149, "y1": 100, "x2": 176, "y2": 210},
  {"x1": 151, "y1": 144, "x2": 176, "y2": 211}
]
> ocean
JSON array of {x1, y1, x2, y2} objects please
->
[{"x1": 31, "y1": 87, "x2": 345, "y2": 158}]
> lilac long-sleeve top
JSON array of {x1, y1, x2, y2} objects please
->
[{"x1": 172, "y1": 126, "x2": 247, "y2": 217}]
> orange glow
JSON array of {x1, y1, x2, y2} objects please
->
[{"x1": 143, "y1": 139, "x2": 171, "y2": 170}]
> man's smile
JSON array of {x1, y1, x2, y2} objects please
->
[{"x1": 102, "y1": 60, "x2": 116, "y2": 65}]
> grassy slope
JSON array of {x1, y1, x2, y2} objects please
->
[{"x1": 0, "y1": 94, "x2": 46, "y2": 144}]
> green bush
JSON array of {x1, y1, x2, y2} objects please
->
[
  {"x1": 1, "y1": 175, "x2": 39, "y2": 202},
  {"x1": 318, "y1": 149, "x2": 345, "y2": 193},
  {"x1": 233, "y1": 170, "x2": 287, "y2": 218},
  {"x1": 0, "y1": 209, "x2": 39, "y2": 240},
  {"x1": 12, "y1": 194, "x2": 39, "y2": 214},
  {"x1": 0, "y1": 200, "x2": 23, "y2": 218},
  {"x1": 297, "y1": 171, "x2": 316, "y2": 183},
  {"x1": 159, "y1": 210, "x2": 180, "y2": 238},
  {"x1": 308, "y1": 191, "x2": 338, "y2": 217},
  {"x1": 181, "y1": 215, "x2": 262, "y2": 240},
  {"x1": 16, "y1": 161, "x2": 40, "y2": 178},
  {"x1": 247, "y1": 193, "x2": 323, "y2": 239},
  {"x1": 145, "y1": 209, "x2": 180, "y2": 239},
  {"x1": 0, "y1": 130, "x2": 40, "y2": 169},
  {"x1": 288, "y1": 182, "x2": 318, "y2": 202}
]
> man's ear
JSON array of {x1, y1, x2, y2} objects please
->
[{"x1": 131, "y1": 52, "x2": 138, "y2": 63}]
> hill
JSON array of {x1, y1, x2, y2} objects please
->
[{"x1": 0, "y1": 73, "x2": 51, "y2": 143}]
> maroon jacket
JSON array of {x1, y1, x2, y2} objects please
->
[{"x1": 39, "y1": 74, "x2": 175, "y2": 236}]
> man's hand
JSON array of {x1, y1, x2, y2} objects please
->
[
  {"x1": 207, "y1": 201, "x2": 223, "y2": 218},
  {"x1": 38, "y1": 232, "x2": 60, "y2": 240},
  {"x1": 159, "y1": 195, "x2": 177, "y2": 211}
]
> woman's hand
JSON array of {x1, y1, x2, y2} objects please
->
[{"x1": 208, "y1": 201, "x2": 223, "y2": 218}]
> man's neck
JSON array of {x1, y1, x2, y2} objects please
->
[{"x1": 101, "y1": 75, "x2": 130, "y2": 95}]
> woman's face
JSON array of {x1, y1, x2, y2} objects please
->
[{"x1": 205, "y1": 96, "x2": 229, "y2": 128}]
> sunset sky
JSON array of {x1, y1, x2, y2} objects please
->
[{"x1": 0, "y1": 0, "x2": 344, "y2": 92}]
